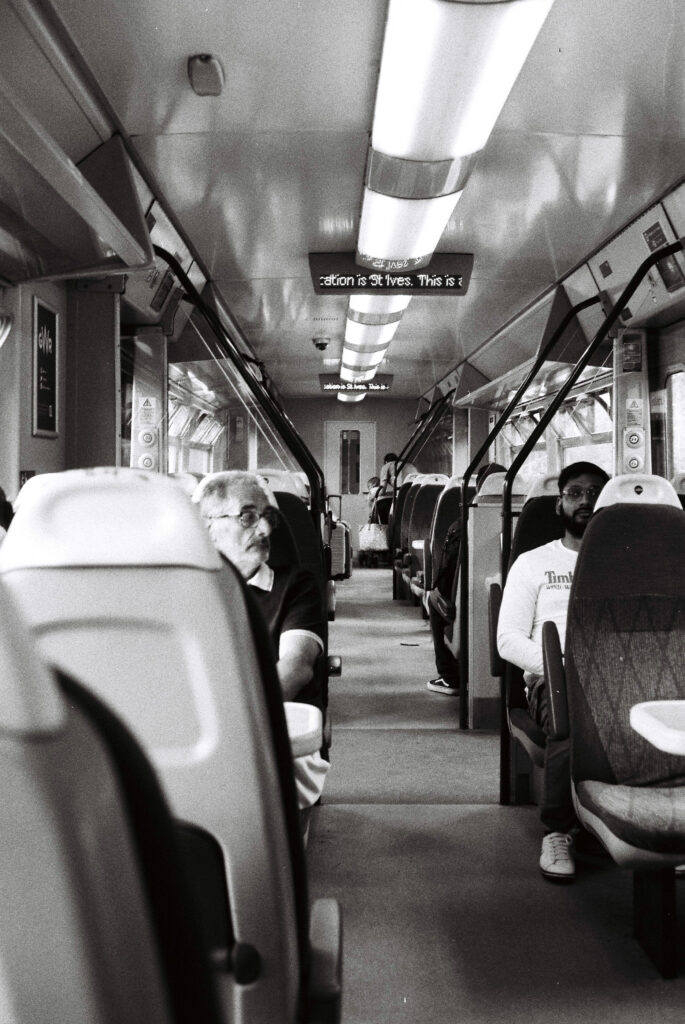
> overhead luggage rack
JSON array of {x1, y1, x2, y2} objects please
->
[{"x1": 0, "y1": 72, "x2": 152, "y2": 283}]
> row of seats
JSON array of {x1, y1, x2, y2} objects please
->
[
  {"x1": 491, "y1": 473, "x2": 685, "y2": 977},
  {"x1": 0, "y1": 468, "x2": 342, "y2": 1023},
  {"x1": 389, "y1": 474, "x2": 447, "y2": 603}
]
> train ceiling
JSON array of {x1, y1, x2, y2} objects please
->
[{"x1": 4, "y1": 0, "x2": 685, "y2": 400}]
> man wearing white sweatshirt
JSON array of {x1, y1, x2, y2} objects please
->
[{"x1": 497, "y1": 461, "x2": 609, "y2": 881}]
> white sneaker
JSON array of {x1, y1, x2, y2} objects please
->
[
  {"x1": 539, "y1": 832, "x2": 575, "y2": 881},
  {"x1": 426, "y1": 676, "x2": 458, "y2": 695}
]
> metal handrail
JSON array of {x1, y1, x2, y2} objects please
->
[
  {"x1": 500, "y1": 238, "x2": 685, "y2": 585},
  {"x1": 153, "y1": 245, "x2": 326, "y2": 521},
  {"x1": 456, "y1": 294, "x2": 601, "y2": 729}
]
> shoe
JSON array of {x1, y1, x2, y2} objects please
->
[
  {"x1": 539, "y1": 831, "x2": 575, "y2": 881},
  {"x1": 426, "y1": 677, "x2": 458, "y2": 695}
]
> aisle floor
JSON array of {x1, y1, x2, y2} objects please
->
[{"x1": 306, "y1": 569, "x2": 685, "y2": 1024}]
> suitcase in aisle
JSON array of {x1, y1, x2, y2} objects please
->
[{"x1": 329, "y1": 518, "x2": 351, "y2": 579}]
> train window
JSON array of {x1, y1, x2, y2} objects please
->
[
  {"x1": 164, "y1": 312, "x2": 300, "y2": 476},
  {"x1": 556, "y1": 390, "x2": 613, "y2": 474},
  {"x1": 406, "y1": 403, "x2": 454, "y2": 476},
  {"x1": 340, "y1": 430, "x2": 360, "y2": 494}
]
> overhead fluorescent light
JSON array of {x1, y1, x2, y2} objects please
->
[
  {"x1": 342, "y1": 0, "x2": 555, "y2": 383},
  {"x1": 373, "y1": 0, "x2": 555, "y2": 160},
  {"x1": 337, "y1": 391, "x2": 366, "y2": 403}
]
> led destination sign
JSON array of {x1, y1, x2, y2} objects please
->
[
  {"x1": 309, "y1": 253, "x2": 473, "y2": 295},
  {"x1": 320, "y1": 374, "x2": 393, "y2": 393}
]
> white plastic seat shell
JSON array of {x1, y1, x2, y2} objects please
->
[
  {"x1": 0, "y1": 579, "x2": 176, "y2": 1024},
  {"x1": 0, "y1": 467, "x2": 303, "y2": 1024},
  {"x1": 4, "y1": 468, "x2": 220, "y2": 569},
  {"x1": 593, "y1": 473, "x2": 681, "y2": 512}
]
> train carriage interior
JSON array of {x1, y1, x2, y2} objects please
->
[{"x1": 5, "y1": 0, "x2": 685, "y2": 1020}]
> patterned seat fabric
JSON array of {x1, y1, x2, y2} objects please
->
[{"x1": 565, "y1": 503, "x2": 685, "y2": 850}]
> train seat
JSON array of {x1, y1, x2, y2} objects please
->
[
  {"x1": 274, "y1": 490, "x2": 342, "y2": 666},
  {"x1": 392, "y1": 477, "x2": 428, "y2": 600},
  {"x1": 0, "y1": 576, "x2": 224, "y2": 1024},
  {"x1": 403, "y1": 476, "x2": 448, "y2": 606},
  {"x1": 168, "y1": 471, "x2": 205, "y2": 497},
  {"x1": 542, "y1": 474, "x2": 685, "y2": 977},
  {"x1": 0, "y1": 468, "x2": 342, "y2": 1024},
  {"x1": 387, "y1": 479, "x2": 415, "y2": 597},
  {"x1": 268, "y1": 492, "x2": 339, "y2": 755},
  {"x1": 425, "y1": 478, "x2": 467, "y2": 596},
  {"x1": 258, "y1": 468, "x2": 310, "y2": 502},
  {"x1": 489, "y1": 478, "x2": 563, "y2": 804},
  {"x1": 669, "y1": 473, "x2": 685, "y2": 508}
]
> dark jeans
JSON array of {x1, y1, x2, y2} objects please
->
[
  {"x1": 428, "y1": 604, "x2": 459, "y2": 684},
  {"x1": 527, "y1": 675, "x2": 576, "y2": 834}
]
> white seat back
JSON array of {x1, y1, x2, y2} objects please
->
[
  {"x1": 524, "y1": 473, "x2": 559, "y2": 502},
  {"x1": 0, "y1": 468, "x2": 302, "y2": 1024},
  {"x1": 0, "y1": 578, "x2": 179, "y2": 1024},
  {"x1": 594, "y1": 473, "x2": 681, "y2": 511}
]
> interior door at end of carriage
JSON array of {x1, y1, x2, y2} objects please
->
[{"x1": 324, "y1": 421, "x2": 377, "y2": 539}]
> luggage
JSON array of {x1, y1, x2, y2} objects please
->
[
  {"x1": 358, "y1": 522, "x2": 388, "y2": 553},
  {"x1": 329, "y1": 518, "x2": 351, "y2": 579}
]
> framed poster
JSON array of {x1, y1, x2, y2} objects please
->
[{"x1": 32, "y1": 297, "x2": 58, "y2": 438}]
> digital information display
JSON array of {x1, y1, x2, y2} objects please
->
[
  {"x1": 309, "y1": 253, "x2": 473, "y2": 295},
  {"x1": 319, "y1": 374, "x2": 393, "y2": 393}
]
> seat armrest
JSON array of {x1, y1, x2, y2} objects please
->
[
  {"x1": 542, "y1": 620, "x2": 568, "y2": 741},
  {"x1": 284, "y1": 703, "x2": 323, "y2": 757},
  {"x1": 327, "y1": 655, "x2": 342, "y2": 677},
  {"x1": 488, "y1": 582, "x2": 504, "y2": 677},
  {"x1": 308, "y1": 897, "x2": 343, "y2": 1024}
]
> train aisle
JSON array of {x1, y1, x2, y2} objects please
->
[{"x1": 306, "y1": 569, "x2": 685, "y2": 1024}]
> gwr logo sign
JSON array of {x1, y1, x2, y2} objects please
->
[{"x1": 33, "y1": 298, "x2": 58, "y2": 437}]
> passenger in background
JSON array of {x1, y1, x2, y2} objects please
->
[
  {"x1": 379, "y1": 452, "x2": 418, "y2": 493},
  {"x1": 192, "y1": 471, "x2": 328, "y2": 820},
  {"x1": 367, "y1": 475, "x2": 381, "y2": 511},
  {"x1": 497, "y1": 461, "x2": 609, "y2": 882},
  {"x1": 426, "y1": 463, "x2": 504, "y2": 695}
]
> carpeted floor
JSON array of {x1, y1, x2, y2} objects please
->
[{"x1": 306, "y1": 568, "x2": 685, "y2": 1024}]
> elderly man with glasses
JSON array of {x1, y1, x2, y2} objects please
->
[
  {"x1": 497, "y1": 461, "x2": 609, "y2": 882},
  {"x1": 193, "y1": 471, "x2": 328, "y2": 815}
]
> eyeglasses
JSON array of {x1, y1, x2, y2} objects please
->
[
  {"x1": 561, "y1": 486, "x2": 602, "y2": 501},
  {"x1": 206, "y1": 507, "x2": 281, "y2": 529}
]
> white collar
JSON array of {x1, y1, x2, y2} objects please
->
[{"x1": 246, "y1": 561, "x2": 274, "y2": 592}]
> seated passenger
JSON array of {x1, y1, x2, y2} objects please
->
[
  {"x1": 193, "y1": 471, "x2": 328, "y2": 814},
  {"x1": 496, "y1": 461, "x2": 609, "y2": 881},
  {"x1": 426, "y1": 463, "x2": 504, "y2": 695}
]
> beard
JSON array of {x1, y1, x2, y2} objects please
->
[{"x1": 559, "y1": 506, "x2": 592, "y2": 538}]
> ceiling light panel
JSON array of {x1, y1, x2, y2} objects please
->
[{"x1": 373, "y1": 0, "x2": 555, "y2": 160}]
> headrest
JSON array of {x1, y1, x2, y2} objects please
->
[
  {"x1": 168, "y1": 472, "x2": 203, "y2": 498},
  {"x1": 442, "y1": 475, "x2": 463, "y2": 490},
  {"x1": 593, "y1": 473, "x2": 681, "y2": 512},
  {"x1": 524, "y1": 474, "x2": 559, "y2": 502},
  {"x1": 473, "y1": 471, "x2": 527, "y2": 505},
  {"x1": 472, "y1": 471, "x2": 505, "y2": 502},
  {"x1": 669, "y1": 473, "x2": 685, "y2": 495},
  {"x1": 417, "y1": 474, "x2": 449, "y2": 488},
  {"x1": 0, "y1": 578, "x2": 64, "y2": 733},
  {"x1": 257, "y1": 468, "x2": 309, "y2": 500},
  {"x1": 0, "y1": 468, "x2": 222, "y2": 570}
]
